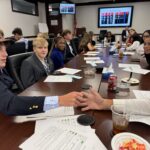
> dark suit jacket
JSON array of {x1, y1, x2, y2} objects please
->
[
  {"x1": 0, "y1": 69, "x2": 44, "y2": 116},
  {"x1": 64, "y1": 40, "x2": 77, "y2": 63},
  {"x1": 50, "y1": 48, "x2": 64, "y2": 70},
  {"x1": 21, "y1": 53, "x2": 54, "y2": 88}
]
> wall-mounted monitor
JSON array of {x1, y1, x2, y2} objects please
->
[
  {"x1": 11, "y1": 0, "x2": 38, "y2": 16},
  {"x1": 98, "y1": 6, "x2": 133, "y2": 28},
  {"x1": 60, "y1": 3, "x2": 75, "y2": 14}
]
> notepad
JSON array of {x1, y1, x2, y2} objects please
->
[
  {"x1": 123, "y1": 67, "x2": 150, "y2": 75},
  {"x1": 84, "y1": 57, "x2": 100, "y2": 61},
  {"x1": 44, "y1": 75, "x2": 72, "y2": 82},
  {"x1": 57, "y1": 67, "x2": 81, "y2": 74},
  {"x1": 118, "y1": 63, "x2": 141, "y2": 68}
]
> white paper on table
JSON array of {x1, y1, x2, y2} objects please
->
[
  {"x1": 133, "y1": 90, "x2": 150, "y2": 100},
  {"x1": 123, "y1": 52, "x2": 135, "y2": 55},
  {"x1": 35, "y1": 115, "x2": 93, "y2": 134},
  {"x1": 86, "y1": 60, "x2": 104, "y2": 64},
  {"x1": 123, "y1": 67, "x2": 150, "y2": 75},
  {"x1": 86, "y1": 62, "x2": 97, "y2": 67},
  {"x1": 19, "y1": 124, "x2": 107, "y2": 150},
  {"x1": 118, "y1": 63, "x2": 141, "y2": 68},
  {"x1": 86, "y1": 51, "x2": 100, "y2": 54},
  {"x1": 44, "y1": 75, "x2": 72, "y2": 82},
  {"x1": 130, "y1": 115, "x2": 150, "y2": 125},
  {"x1": 102, "y1": 67, "x2": 114, "y2": 73},
  {"x1": 84, "y1": 57, "x2": 100, "y2": 61},
  {"x1": 84, "y1": 53, "x2": 98, "y2": 56},
  {"x1": 14, "y1": 107, "x2": 74, "y2": 123},
  {"x1": 57, "y1": 67, "x2": 81, "y2": 74},
  {"x1": 66, "y1": 75, "x2": 82, "y2": 79}
]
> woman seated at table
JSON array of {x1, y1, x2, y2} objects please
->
[
  {"x1": 77, "y1": 89, "x2": 150, "y2": 115},
  {"x1": 78, "y1": 32, "x2": 96, "y2": 53},
  {"x1": 144, "y1": 36, "x2": 150, "y2": 66},
  {"x1": 104, "y1": 31, "x2": 115, "y2": 43},
  {"x1": 21, "y1": 37, "x2": 54, "y2": 88},
  {"x1": 125, "y1": 28, "x2": 136, "y2": 46},
  {"x1": 50, "y1": 36, "x2": 66, "y2": 70},
  {"x1": 126, "y1": 34, "x2": 142, "y2": 51},
  {"x1": 136, "y1": 30, "x2": 150, "y2": 55}
]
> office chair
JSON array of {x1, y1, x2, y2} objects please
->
[
  {"x1": 48, "y1": 39, "x2": 55, "y2": 57},
  {"x1": 7, "y1": 52, "x2": 33, "y2": 92},
  {"x1": 47, "y1": 38, "x2": 54, "y2": 54},
  {"x1": 99, "y1": 30, "x2": 107, "y2": 42},
  {"x1": 27, "y1": 40, "x2": 33, "y2": 52},
  {"x1": 6, "y1": 42, "x2": 26, "y2": 56},
  {"x1": 72, "y1": 37, "x2": 80, "y2": 54}
]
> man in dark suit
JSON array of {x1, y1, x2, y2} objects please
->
[
  {"x1": 21, "y1": 37, "x2": 54, "y2": 88},
  {"x1": 0, "y1": 42, "x2": 83, "y2": 116},
  {"x1": 62, "y1": 30, "x2": 77, "y2": 63},
  {"x1": 122, "y1": 27, "x2": 129, "y2": 42}
]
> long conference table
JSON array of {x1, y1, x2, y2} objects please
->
[{"x1": 0, "y1": 47, "x2": 150, "y2": 150}]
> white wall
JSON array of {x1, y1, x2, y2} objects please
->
[
  {"x1": 0, "y1": 0, "x2": 46, "y2": 37},
  {"x1": 76, "y1": 2, "x2": 150, "y2": 34},
  {"x1": 62, "y1": 15, "x2": 74, "y2": 32}
]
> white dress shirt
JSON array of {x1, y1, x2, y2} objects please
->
[
  {"x1": 113, "y1": 99, "x2": 150, "y2": 115},
  {"x1": 136, "y1": 43, "x2": 144, "y2": 55},
  {"x1": 126, "y1": 41, "x2": 140, "y2": 51}
]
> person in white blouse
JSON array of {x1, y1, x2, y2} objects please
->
[
  {"x1": 136, "y1": 30, "x2": 150, "y2": 55},
  {"x1": 126, "y1": 34, "x2": 142, "y2": 51},
  {"x1": 77, "y1": 89, "x2": 150, "y2": 115}
]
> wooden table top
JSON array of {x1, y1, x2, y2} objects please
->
[{"x1": 0, "y1": 50, "x2": 150, "y2": 150}]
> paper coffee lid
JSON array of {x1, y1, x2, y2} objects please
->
[{"x1": 121, "y1": 78, "x2": 139, "y2": 85}]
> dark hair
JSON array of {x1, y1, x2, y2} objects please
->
[
  {"x1": 131, "y1": 34, "x2": 142, "y2": 43},
  {"x1": 12, "y1": 27, "x2": 23, "y2": 35},
  {"x1": 54, "y1": 36, "x2": 64, "y2": 44},
  {"x1": 62, "y1": 29, "x2": 71, "y2": 37},
  {"x1": 142, "y1": 30, "x2": 150, "y2": 38},
  {"x1": 140, "y1": 30, "x2": 150, "y2": 43}
]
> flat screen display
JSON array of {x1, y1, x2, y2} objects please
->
[
  {"x1": 98, "y1": 6, "x2": 133, "y2": 27},
  {"x1": 60, "y1": 4, "x2": 75, "y2": 14}
]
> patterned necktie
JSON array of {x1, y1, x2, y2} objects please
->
[{"x1": 43, "y1": 59, "x2": 51, "y2": 75}]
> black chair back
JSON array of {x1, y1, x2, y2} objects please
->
[
  {"x1": 48, "y1": 39, "x2": 55, "y2": 57},
  {"x1": 7, "y1": 52, "x2": 33, "y2": 91},
  {"x1": 47, "y1": 38, "x2": 54, "y2": 53},
  {"x1": 99, "y1": 30, "x2": 107, "y2": 42},
  {"x1": 27, "y1": 40, "x2": 33, "y2": 52},
  {"x1": 6, "y1": 42, "x2": 26, "y2": 56},
  {"x1": 72, "y1": 37, "x2": 80, "y2": 54}
]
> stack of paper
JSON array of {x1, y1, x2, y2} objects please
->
[{"x1": 19, "y1": 115, "x2": 107, "y2": 150}]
